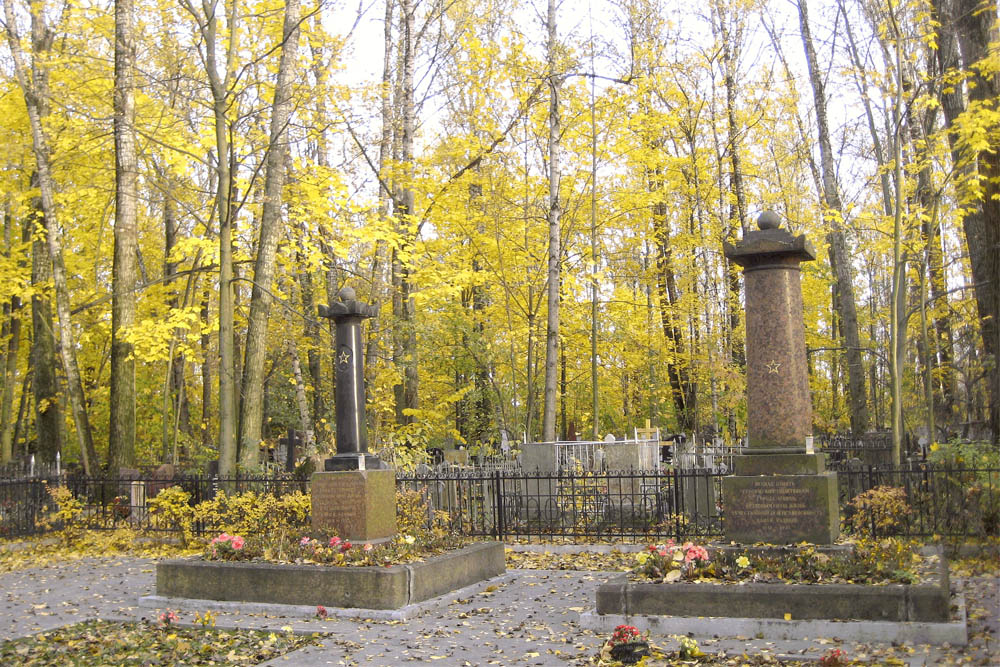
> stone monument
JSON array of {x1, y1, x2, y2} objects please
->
[
  {"x1": 312, "y1": 286, "x2": 395, "y2": 542},
  {"x1": 722, "y1": 211, "x2": 839, "y2": 544}
]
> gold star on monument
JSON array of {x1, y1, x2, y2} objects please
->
[
  {"x1": 338, "y1": 350, "x2": 350, "y2": 366},
  {"x1": 766, "y1": 359, "x2": 781, "y2": 374}
]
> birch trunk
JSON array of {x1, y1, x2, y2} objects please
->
[
  {"x1": 238, "y1": 0, "x2": 302, "y2": 469},
  {"x1": 109, "y1": 0, "x2": 138, "y2": 468},
  {"x1": 4, "y1": 0, "x2": 98, "y2": 473},
  {"x1": 541, "y1": 0, "x2": 561, "y2": 442}
]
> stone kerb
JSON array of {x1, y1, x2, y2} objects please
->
[
  {"x1": 583, "y1": 545, "x2": 964, "y2": 646},
  {"x1": 155, "y1": 541, "x2": 505, "y2": 611}
]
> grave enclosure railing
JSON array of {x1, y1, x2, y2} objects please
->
[
  {"x1": 0, "y1": 474, "x2": 309, "y2": 539},
  {"x1": 1, "y1": 464, "x2": 996, "y2": 542}
]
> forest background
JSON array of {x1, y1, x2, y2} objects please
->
[{"x1": 0, "y1": 0, "x2": 997, "y2": 475}]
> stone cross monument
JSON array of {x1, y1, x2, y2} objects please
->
[
  {"x1": 722, "y1": 211, "x2": 839, "y2": 544},
  {"x1": 311, "y1": 286, "x2": 395, "y2": 542},
  {"x1": 318, "y1": 286, "x2": 382, "y2": 471}
]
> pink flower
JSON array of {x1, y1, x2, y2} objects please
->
[
  {"x1": 316, "y1": 605, "x2": 327, "y2": 618},
  {"x1": 300, "y1": 536, "x2": 311, "y2": 546},
  {"x1": 231, "y1": 535, "x2": 245, "y2": 550},
  {"x1": 212, "y1": 533, "x2": 232, "y2": 544},
  {"x1": 683, "y1": 544, "x2": 709, "y2": 563},
  {"x1": 329, "y1": 536, "x2": 341, "y2": 547},
  {"x1": 363, "y1": 543, "x2": 373, "y2": 552}
]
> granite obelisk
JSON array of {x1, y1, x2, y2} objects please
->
[{"x1": 722, "y1": 211, "x2": 839, "y2": 544}]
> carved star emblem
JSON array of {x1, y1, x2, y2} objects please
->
[
  {"x1": 766, "y1": 359, "x2": 781, "y2": 374},
  {"x1": 338, "y1": 350, "x2": 351, "y2": 366}
]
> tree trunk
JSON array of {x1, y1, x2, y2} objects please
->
[
  {"x1": 26, "y1": 192, "x2": 63, "y2": 465},
  {"x1": 392, "y1": 0, "x2": 419, "y2": 425},
  {"x1": 0, "y1": 208, "x2": 24, "y2": 464},
  {"x1": 4, "y1": 0, "x2": 98, "y2": 473},
  {"x1": 797, "y1": 0, "x2": 869, "y2": 435},
  {"x1": 238, "y1": 0, "x2": 302, "y2": 469},
  {"x1": 200, "y1": 286, "x2": 213, "y2": 448},
  {"x1": 541, "y1": 0, "x2": 561, "y2": 442},
  {"x1": 181, "y1": 0, "x2": 241, "y2": 474},
  {"x1": 653, "y1": 191, "x2": 693, "y2": 432},
  {"x1": 935, "y1": 0, "x2": 1000, "y2": 443},
  {"x1": 109, "y1": 0, "x2": 138, "y2": 469}
]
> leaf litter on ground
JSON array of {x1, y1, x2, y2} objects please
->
[{"x1": 0, "y1": 619, "x2": 323, "y2": 666}]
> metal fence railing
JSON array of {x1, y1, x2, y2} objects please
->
[
  {"x1": 832, "y1": 461, "x2": 999, "y2": 537},
  {"x1": 396, "y1": 468, "x2": 723, "y2": 543},
  {"x1": 2, "y1": 463, "x2": 996, "y2": 542},
  {"x1": 0, "y1": 475, "x2": 310, "y2": 539}
]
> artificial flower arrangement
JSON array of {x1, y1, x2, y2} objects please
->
[{"x1": 630, "y1": 538, "x2": 928, "y2": 585}]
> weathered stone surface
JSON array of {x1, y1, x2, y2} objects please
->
[
  {"x1": 407, "y1": 541, "x2": 507, "y2": 602},
  {"x1": 723, "y1": 473, "x2": 839, "y2": 544},
  {"x1": 156, "y1": 542, "x2": 505, "y2": 610},
  {"x1": 596, "y1": 565, "x2": 950, "y2": 623},
  {"x1": 732, "y1": 453, "x2": 826, "y2": 477},
  {"x1": 521, "y1": 443, "x2": 557, "y2": 473},
  {"x1": 741, "y1": 259, "x2": 812, "y2": 451},
  {"x1": 311, "y1": 469, "x2": 395, "y2": 541},
  {"x1": 723, "y1": 223, "x2": 814, "y2": 453},
  {"x1": 158, "y1": 559, "x2": 409, "y2": 609}
]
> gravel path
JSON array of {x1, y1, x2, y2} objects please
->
[{"x1": 0, "y1": 556, "x2": 995, "y2": 665}]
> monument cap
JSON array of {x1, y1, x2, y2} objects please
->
[
  {"x1": 338, "y1": 286, "x2": 357, "y2": 301},
  {"x1": 758, "y1": 210, "x2": 781, "y2": 230}
]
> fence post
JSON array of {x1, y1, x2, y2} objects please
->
[{"x1": 494, "y1": 470, "x2": 504, "y2": 541}]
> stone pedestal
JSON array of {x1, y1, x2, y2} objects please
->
[
  {"x1": 723, "y1": 212, "x2": 839, "y2": 544},
  {"x1": 311, "y1": 470, "x2": 396, "y2": 542},
  {"x1": 723, "y1": 471, "x2": 839, "y2": 544}
]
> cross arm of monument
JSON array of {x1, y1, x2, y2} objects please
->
[{"x1": 318, "y1": 286, "x2": 379, "y2": 320}]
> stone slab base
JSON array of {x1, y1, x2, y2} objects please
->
[
  {"x1": 156, "y1": 542, "x2": 504, "y2": 611},
  {"x1": 732, "y1": 453, "x2": 825, "y2": 476},
  {"x1": 311, "y1": 469, "x2": 395, "y2": 541},
  {"x1": 596, "y1": 577, "x2": 950, "y2": 623},
  {"x1": 723, "y1": 472, "x2": 839, "y2": 544},
  {"x1": 579, "y1": 596, "x2": 967, "y2": 646},
  {"x1": 141, "y1": 571, "x2": 517, "y2": 622}
]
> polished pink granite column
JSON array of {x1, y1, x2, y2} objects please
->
[{"x1": 724, "y1": 218, "x2": 815, "y2": 453}]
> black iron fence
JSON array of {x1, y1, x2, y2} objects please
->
[
  {"x1": 0, "y1": 474, "x2": 309, "y2": 539},
  {"x1": 831, "y1": 461, "x2": 999, "y2": 537},
  {"x1": 397, "y1": 468, "x2": 722, "y2": 543},
  {"x1": 2, "y1": 464, "x2": 996, "y2": 542}
]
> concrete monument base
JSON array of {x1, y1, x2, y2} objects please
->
[
  {"x1": 723, "y1": 462, "x2": 839, "y2": 544},
  {"x1": 154, "y1": 542, "x2": 505, "y2": 611},
  {"x1": 311, "y1": 469, "x2": 396, "y2": 542}
]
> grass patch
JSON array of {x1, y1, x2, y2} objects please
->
[{"x1": 0, "y1": 619, "x2": 322, "y2": 666}]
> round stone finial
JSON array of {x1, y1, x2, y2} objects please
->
[
  {"x1": 758, "y1": 210, "x2": 782, "y2": 230},
  {"x1": 338, "y1": 286, "x2": 357, "y2": 301}
]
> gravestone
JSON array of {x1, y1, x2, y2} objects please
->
[
  {"x1": 722, "y1": 211, "x2": 839, "y2": 544},
  {"x1": 277, "y1": 427, "x2": 303, "y2": 473},
  {"x1": 312, "y1": 287, "x2": 396, "y2": 542}
]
